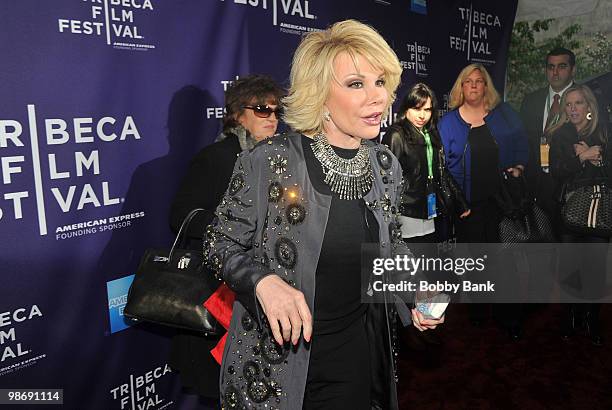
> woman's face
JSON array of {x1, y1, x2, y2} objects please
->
[
  {"x1": 461, "y1": 69, "x2": 486, "y2": 106},
  {"x1": 405, "y1": 97, "x2": 432, "y2": 130},
  {"x1": 323, "y1": 52, "x2": 389, "y2": 144},
  {"x1": 237, "y1": 98, "x2": 279, "y2": 141},
  {"x1": 564, "y1": 90, "x2": 590, "y2": 131}
]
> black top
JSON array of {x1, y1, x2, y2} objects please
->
[
  {"x1": 469, "y1": 125, "x2": 500, "y2": 202},
  {"x1": 302, "y1": 135, "x2": 379, "y2": 335},
  {"x1": 169, "y1": 133, "x2": 241, "y2": 241},
  {"x1": 550, "y1": 122, "x2": 611, "y2": 190},
  {"x1": 382, "y1": 121, "x2": 469, "y2": 218},
  {"x1": 167, "y1": 132, "x2": 241, "y2": 399}
]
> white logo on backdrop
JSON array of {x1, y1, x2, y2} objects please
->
[
  {"x1": 400, "y1": 41, "x2": 431, "y2": 77},
  {"x1": 449, "y1": 3, "x2": 502, "y2": 65},
  {"x1": 0, "y1": 305, "x2": 46, "y2": 377},
  {"x1": 205, "y1": 77, "x2": 241, "y2": 121},
  {"x1": 110, "y1": 364, "x2": 173, "y2": 410},
  {"x1": 220, "y1": 0, "x2": 322, "y2": 34},
  {"x1": 57, "y1": 0, "x2": 156, "y2": 51},
  {"x1": 0, "y1": 105, "x2": 141, "y2": 237}
]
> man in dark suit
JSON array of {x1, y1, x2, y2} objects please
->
[
  {"x1": 521, "y1": 47, "x2": 576, "y2": 216},
  {"x1": 520, "y1": 48, "x2": 577, "y2": 339}
]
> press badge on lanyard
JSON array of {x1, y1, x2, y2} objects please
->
[
  {"x1": 423, "y1": 129, "x2": 437, "y2": 219},
  {"x1": 427, "y1": 190, "x2": 437, "y2": 219}
]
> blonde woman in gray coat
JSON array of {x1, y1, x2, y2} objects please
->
[{"x1": 204, "y1": 20, "x2": 444, "y2": 410}]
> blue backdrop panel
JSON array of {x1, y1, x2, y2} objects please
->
[{"x1": 0, "y1": 1, "x2": 516, "y2": 409}]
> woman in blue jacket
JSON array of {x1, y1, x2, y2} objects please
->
[{"x1": 439, "y1": 63, "x2": 528, "y2": 336}]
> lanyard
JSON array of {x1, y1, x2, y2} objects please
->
[{"x1": 421, "y1": 128, "x2": 434, "y2": 180}]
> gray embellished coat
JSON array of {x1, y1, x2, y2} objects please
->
[{"x1": 204, "y1": 132, "x2": 414, "y2": 410}]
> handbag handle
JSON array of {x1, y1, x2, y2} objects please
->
[
  {"x1": 496, "y1": 171, "x2": 531, "y2": 216},
  {"x1": 168, "y1": 208, "x2": 206, "y2": 264},
  {"x1": 502, "y1": 170, "x2": 529, "y2": 192}
]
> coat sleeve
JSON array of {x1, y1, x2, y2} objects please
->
[
  {"x1": 520, "y1": 94, "x2": 542, "y2": 197},
  {"x1": 443, "y1": 159, "x2": 469, "y2": 215},
  {"x1": 204, "y1": 151, "x2": 272, "y2": 322},
  {"x1": 438, "y1": 115, "x2": 462, "y2": 182},
  {"x1": 382, "y1": 126, "x2": 404, "y2": 160},
  {"x1": 384, "y1": 126, "x2": 423, "y2": 211},
  {"x1": 169, "y1": 150, "x2": 218, "y2": 238},
  {"x1": 387, "y1": 155, "x2": 415, "y2": 326},
  {"x1": 500, "y1": 103, "x2": 529, "y2": 167},
  {"x1": 549, "y1": 129, "x2": 583, "y2": 181}
]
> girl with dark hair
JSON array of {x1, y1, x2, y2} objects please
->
[{"x1": 383, "y1": 83, "x2": 470, "y2": 243}]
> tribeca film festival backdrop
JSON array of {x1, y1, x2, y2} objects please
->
[{"x1": 0, "y1": 1, "x2": 517, "y2": 408}]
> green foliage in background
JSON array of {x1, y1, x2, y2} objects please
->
[{"x1": 506, "y1": 20, "x2": 611, "y2": 110}]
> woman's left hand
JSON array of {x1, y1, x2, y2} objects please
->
[
  {"x1": 506, "y1": 165, "x2": 524, "y2": 177},
  {"x1": 459, "y1": 209, "x2": 471, "y2": 219},
  {"x1": 573, "y1": 141, "x2": 589, "y2": 157},
  {"x1": 411, "y1": 308, "x2": 445, "y2": 331}
]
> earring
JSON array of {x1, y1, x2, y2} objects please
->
[
  {"x1": 323, "y1": 112, "x2": 331, "y2": 122},
  {"x1": 586, "y1": 112, "x2": 592, "y2": 121}
]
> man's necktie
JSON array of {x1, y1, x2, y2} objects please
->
[
  {"x1": 546, "y1": 93, "x2": 561, "y2": 128},
  {"x1": 541, "y1": 94, "x2": 560, "y2": 170}
]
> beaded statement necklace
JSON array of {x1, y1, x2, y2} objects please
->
[{"x1": 310, "y1": 132, "x2": 373, "y2": 200}]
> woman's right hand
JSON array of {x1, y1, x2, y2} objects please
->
[
  {"x1": 255, "y1": 275, "x2": 313, "y2": 346},
  {"x1": 411, "y1": 308, "x2": 445, "y2": 331},
  {"x1": 577, "y1": 144, "x2": 602, "y2": 163}
]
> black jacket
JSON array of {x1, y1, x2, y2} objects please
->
[
  {"x1": 520, "y1": 87, "x2": 549, "y2": 193},
  {"x1": 382, "y1": 121, "x2": 468, "y2": 219},
  {"x1": 549, "y1": 122, "x2": 611, "y2": 199},
  {"x1": 167, "y1": 132, "x2": 241, "y2": 399},
  {"x1": 169, "y1": 133, "x2": 241, "y2": 240}
]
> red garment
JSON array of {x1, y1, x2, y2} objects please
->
[
  {"x1": 210, "y1": 333, "x2": 228, "y2": 364},
  {"x1": 203, "y1": 283, "x2": 235, "y2": 364}
]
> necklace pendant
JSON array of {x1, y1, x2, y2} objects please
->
[{"x1": 311, "y1": 132, "x2": 374, "y2": 200}]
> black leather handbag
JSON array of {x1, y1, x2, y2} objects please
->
[
  {"x1": 561, "y1": 178, "x2": 612, "y2": 237},
  {"x1": 495, "y1": 172, "x2": 555, "y2": 244},
  {"x1": 435, "y1": 148, "x2": 455, "y2": 218},
  {"x1": 123, "y1": 208, "x2": 222, "y2": 334}
]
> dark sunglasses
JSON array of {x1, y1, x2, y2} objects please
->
[{"x1": 242, "y1": 105, "x2": 283, "y2": 118}]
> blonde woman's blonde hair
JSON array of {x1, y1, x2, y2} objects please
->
[
  {"x1": 282, "y1": 19, "x2": 402, "y2": 135},
  {"x1": 546, "y1": 84, "x2": 600, "y2": 138},
  {"x1": 448, "y1": 63, "x2": 500, "y2": 111}
]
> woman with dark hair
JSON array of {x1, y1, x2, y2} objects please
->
[
  {"x1": 170, "y1": 75, "x2": 284, "y2": 237},
  {"x1": 168, "y1": 74, "x2": 284, "y2": 402},
  {"x1": 383, "y1": 83, "x2": 469, "y2": 244},
  {"x1": 548, "y1": 84, "x2": 610, "y2": 346}
]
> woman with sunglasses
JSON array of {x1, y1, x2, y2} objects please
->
[
  {"x1": 204, "y1": 20, "x2": 443, "y2": 409},
  {"x1": 383, "y1": 82, "x2": 470, "y2": 245},
  {"x1": 168, "y1": 74, "x2": 283, "y2": 403}
]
